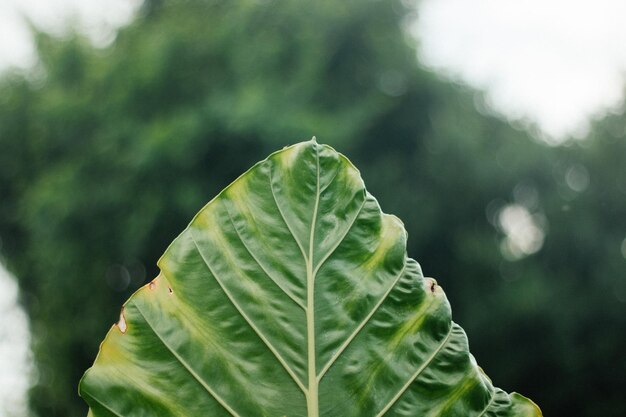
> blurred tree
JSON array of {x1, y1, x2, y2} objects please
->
[{"x1": 0, "y1": 0, "x2": 624, "y2": 416}]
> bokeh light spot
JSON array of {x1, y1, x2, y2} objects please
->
[
  {"x1": 497, "y1": 204, "x2": 546, "y2": 260},
  {"x1": 565, "y1": 164, "x2": 590, "y2": 192}
]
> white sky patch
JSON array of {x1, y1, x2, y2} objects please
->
[
  {"x1": 0, "y1": 0, "x2": 141, "y2": 70},
  {"x1": 0, "y1": 263, "x2": 31, "y2": 417},
  {"x1": 413, "y1": 0, "x2": 626, "y2": 142}
]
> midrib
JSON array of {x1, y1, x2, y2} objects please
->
[{"x1": 306, "y1": 144, "x2": 321, "y2": 417}]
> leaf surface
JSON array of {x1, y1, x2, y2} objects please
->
[{"x1": 80, "y1": 140, "x2": 542, "y2": 417}]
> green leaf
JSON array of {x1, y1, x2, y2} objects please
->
[{"x1": 79, "y1": 139, "x2": 541, "y2": 417}]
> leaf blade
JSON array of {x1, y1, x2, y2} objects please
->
[{"x1": 80, "y1": 140, "x2": 541, "y2": 417}]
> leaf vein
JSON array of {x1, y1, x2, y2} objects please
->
[
  {"x1": 223, "y1": 200, "x2": 307, "y2": 311},
  {"x1": 318, "y1": 163, "x2": 340, "y2": 195},
  {"x1": 375, "y1": 324, "x2": 455, "y2": 417},
  {"x1": 432, "y1": 368, "x2": 479, "y2": 417},
  {"x1": 312, "y1": 195, "x2": 367, "y2": 276},
  {"x1": 269, "y1": 163, "x2": 309, "y2": 264},
  {"x1": 476, "y1": 388, "x2": 497, "y2": 417},
  {"x1": 133, "y1": 303, "x2": 242, "y2": 417},
  {"x1": 85, "y1": 391, "x2": 125, "y2": 417},
  {"x1": 190, "y1": 231, "x2": 309, "y2": 396},
  {"x1": 317, "y1": 259, "x2": 408, "y2": 382},
  {"x1": 306, "y1": 142, "x2": 322, "y2": 416}
]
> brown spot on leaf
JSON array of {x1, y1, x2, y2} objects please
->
[
  {"x1": 117, "y1": 309, "x2": 127, "y2": 334},
  {"x1": 147, "y1": 275, "x2": 161, "y2": 290},
  {"x1": 168, "y1": 287, "x2": 173, "y2": 294},
  {"x1": 426, "y1": 277, "x2": 438, "y2": 293}
]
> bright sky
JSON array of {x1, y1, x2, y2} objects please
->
[
  {"x1": 0, "y1": 0, "x2": 140, "y2": 69},
  {"x1": 0, "y1": 264, "x2": 31, "y2": 417},
  {"x1": 414, "y1": 0, "x2": 626, "y2": 142},
  {"x1": 1, "y1": 0, "x2": 625, "y2": 140}
]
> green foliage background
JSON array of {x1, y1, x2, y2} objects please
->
[{"x1": 0, "y1": 0, "x2": 624, "y2": 416}]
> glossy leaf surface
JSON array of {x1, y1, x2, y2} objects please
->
[{"x1": 80, "y1": 140, "x2": 542, "y2": 417}]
